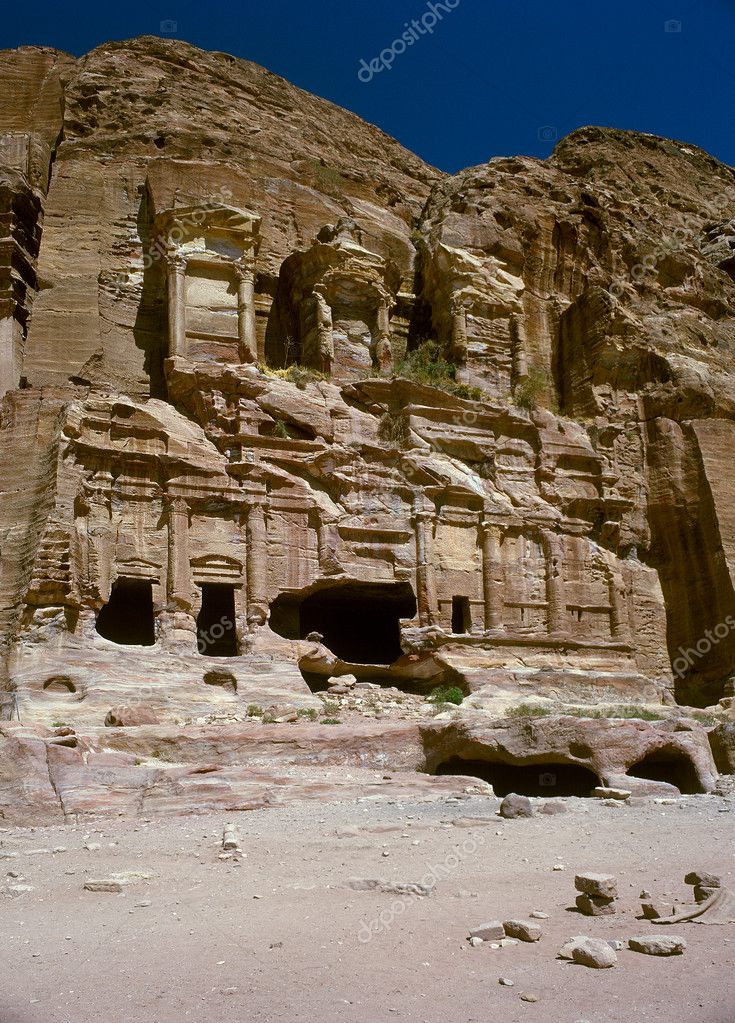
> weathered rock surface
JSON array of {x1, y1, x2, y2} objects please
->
[
  {"x1": 0, "y1": 36, "x2": 734, "y2": 823},
  {"x1": 628, "y1": 935, "x2": 686, "y2": 956}
]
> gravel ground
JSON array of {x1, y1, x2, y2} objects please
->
[{"x1": 1, "y1": 791, "x2": 733, "y2": 1023}]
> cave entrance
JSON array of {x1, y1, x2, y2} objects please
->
[
  {"x1": 197, "y1": 584, "x2": 238, "y2": 657},
  {"x1": 433, "y1": 757, "x2": 600, "y2": 797},
  {"x1": 626, "y1": 750, "x2": 701, "y2": 794},
  {"x1": 452, "y1": 596, "x2": 472, "y2": 634},
  {"x1": 269, "y1": 581, "x2": 416, "y2": 664},
  {"x1": 96, "y1": 578, "x2": 155, "y2": 646}
]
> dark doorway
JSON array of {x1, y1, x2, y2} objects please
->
[
  {"x1": 197, "y1": 584, "x2": 238, "y2": 657},
  {"x1": 96, "y1": 579, "x2": 155, "y2": 646},
  {"x1": 451, "y1": 596, "x2": 471, "y2": 634},
  {"x1": 269, "y1": 581, "x2": 416, "y2": 664},
  {"x1": 626, "y1": 750, "x2": 701, "y2": 794},
  {"x1": 433, "y1": 757, "x2": 599, "y2": 797}
]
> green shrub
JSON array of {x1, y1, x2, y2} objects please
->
[
  {"x1": 377, "y1": 411, "x2": 411, "y2": 447},
  {"x1": 322, "y1": 718, "x2": 341, "y2": 725},
  {"x1": 426, "y1": 685, "x2": 464, "y2": 706},
  {"x1": 297, "y1": 708, "x2": 318, "y2": 721},
  {"x1": 395, "y1": 340, "x2": 482, "y2": 400},
  {"x1": 505, "y1": 704, "x2": 552, "y2": 718},
  {"x1": 513, "y1": 366, "x2": 549, "y2": 411},
  {"x1": 247, "y1": 704, "x2": 264, "y2": 718},
  {"x1": 272, "y1": 418, "x2": 289, "y2": 439},
  {"x1": 260, "y1": 364, "x2": 326, "y2": 389},
  {"x1": 51, "y1": 721, "x2": 71, "y2": 728}
]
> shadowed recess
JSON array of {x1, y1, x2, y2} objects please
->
[
  {"x1": 197, "y1": 584, "x2": 238, "y2": 657},
  {"x1": 270, "y1": 581, "x2": 416, "y2": 664},
  {"x1": 433, "y1": 757, "x2": 600, "y2": 797},
  {"x1": 95, "y1": 579, "x2": 155, "y2": 646},
  {"x1": 626, "y1": 749, "x2": 702, "y2": 794}
]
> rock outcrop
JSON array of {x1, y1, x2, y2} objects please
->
[{"x1": 0, "y1": 37, "x2": 733, "y2": 817}]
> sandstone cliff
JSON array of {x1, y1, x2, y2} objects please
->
[{"x1": 0, "y1": 38, "x2": 733, "y2": 809}]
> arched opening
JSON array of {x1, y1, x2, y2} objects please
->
[
  {"x1": 197, "y1": 584, "x2": 238, "y2": 657},
  {"x1": 270, "y1": 581, "x2": 416, "y2": 664},
  {"x1": 626, "y1": 749, "x2": 702, "y2": 794},
  {"x1": 43, "y1": 676, "x2": 76, "y2": 693},
  {"x1": 433, "y1": 757, "x2": 600, "y2": 797},
  {"x1": 203, "y1": 669, "x2": 237, "y2": 691},
  {"x1": 96, "y1": 579, "x2": 155, "y2": 646}
]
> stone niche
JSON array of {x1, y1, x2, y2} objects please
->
[
  {"x1": 265, "y1": 218, "x2": 403, "y2": 381},
  {"x1": 421, "y1": 241, "x2": 527, "y2": 397},
  {"x1": 155, "y1": 203, "x2": 261, "y2": 367}
]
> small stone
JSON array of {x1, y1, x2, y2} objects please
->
[
  {"x1": 693, "y1": 885, "x2": 719, "y2": 904},
  {"x1": 593, "y1": 787, "x2": 631, "y2": 800},
  {"x1": 503, "y1": 919, "x2": 542, "y2": 942},
  {"x1": 468, "y1": 936, "x2": 483, "y2": 948},
  {"x1": 498, "y1": 978, "x2": 514, "y2": 986},
  {"x1": 469, "y1": 921, "x2": 505, "y2": 942},
  {"x1": 640, "y1": 889, "x2": 652, "y2": 899},
  {"x1": 135, "y1": 899, "x2": 152, "y2": 908},
  {"x1": 84, "y1": 879, "x2": 123, "y2": 893},
  {"x1": 628, "y1": 935, "x2": 686, "y2": 956},
  {"x1": 570, "y1": 937, "x2": 618, "y2": 969},
  {"x1": 83, "y1": 843, "x2": 101, "y2": 852},
  {"x1": 499, "y1": 938, "x2": 519, "y2": 947},
  {"x1": 640, "y1": 902, "x2": 669, "y2": 920},
  {"x1": 575, "y1": 893, "x2": 617, "y2": 916},
  {"x1": 684, "y1": 870, "x2": 721, "y2": 888},
  {"x1": 530, "y1": 911, "x2": 549, "y2": 919},
  {"x1": 499, "y1": 794, "x2": 533, "y2": 819},
  {"x1": 574, "y1": 873, "x2": 618, "y2": 899},
  {"x1": 539, "y1": 801, "x2": 567, "y2": 815},
  {"x1": 520, "y1": 993, "x2": 539, "y2": 1003},
  {"x1": 607, "y1": 940, "x2": 625, "y2": 951},
  {"x1": 552, "y1": 864, "x2": 565, "y2": 871}
]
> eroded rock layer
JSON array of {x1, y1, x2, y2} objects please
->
[{"x1": 0, "y1": 38, "x2": 734, "y2": 810}]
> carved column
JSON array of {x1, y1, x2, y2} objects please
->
[
  {"x1": 450, "y1": 296, "x2": 468, "y2": 363},
  {"x1": 375, "y1": 300, "x2": 393, "y2": 373},
  {"x1": 235, "y1": 263, "x2": 257, "y2": 364},
  {"x1": 541, "y1": 529, "x2": 566, "y2": 636},
  {"x1": 481, "y1": 521, "x2": 505, "y2": 632},
  {"x1": 314, "y1": 289, "x2": 334, "y2": 375},
  {"x1": 413, "y1": 496, "x2": 436, "y2": 627},
  {"x1": 608, "y1": 569, "x2": 629, "y2": 640},
  {"x1": 166, "y1": 253, "x2": 187, "y2": 358},
  {"x1": 246, "y1": 496, "x2": 269, "y2": 626},
  {"x1": 166, "y1": 496, "x2": 192, "y2": 611},
  {"x1": 510, "y1": 313, "x2": 529, "y2": 383}
]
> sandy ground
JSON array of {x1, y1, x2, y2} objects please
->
[{"x1": 1, "y1": 789, "x2": 734, "y2": 1023}]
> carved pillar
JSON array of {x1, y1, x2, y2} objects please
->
[
  {"x1": 608, "y1": 569, "x2": 629, "y2": 640},
  {"x1": 314, "y1": 289, "x2": 334, "y2": 375},
  {"x1": 235, "y1": 263, "x2": 257, "y2": 363},
  {"x1": 166, "y1": 496, "x2": 192, "y2": 611},
  {"x1": 450, "y1": 296, "x2": 468, "y2": 363},
  {"x1": 317, "y1": 515, "x2": 341, "y2": 575},
  {"x1": 481, "y1": 521, "x2": 505, "y2": 632},
  {"x1": 166, "y1": 253, "x2": 187, "y2": 358},
  {"x1": 413, "y1": 496, "x2": 436, "y2": 627},
  {"x1": 246, "y1": 496, "x2": 269, "y2": 626},
  {"x1": 375, "y1": 300, "x2": 393, "y2": 373},
  {"x1": 510, "y1": 313, "x2": 529, "y2": 383},
  {"x1": 541, "y1": 529, "x2": 566, "y2": 636}
]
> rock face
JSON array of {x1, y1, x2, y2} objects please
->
[{"x1": 0, "y1": 37, "x2": 733, "y2": 810}]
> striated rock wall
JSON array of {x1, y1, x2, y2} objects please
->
[{"x1": 1, "y1": 35, "x2": 734, "y2": 758}]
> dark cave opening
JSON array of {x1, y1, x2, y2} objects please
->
[
  {"x1": 451, "y1": 596, "x2": 472, "y2": 634},
  {"x1": 269, "y1": 581, "x2": 416, "y2": 664},
  {"x1": 197, "y1": 584, "x2": 239, "y2": 657},
  {"x1": 96, "y1": 578, "x2": 155, "y2": 646},
  {"x1": 433, "y1": 757, "x2": 600, "y2": 797},
  {"x1": 626, "y1": 750, "x2": 702, "y2": 794}
]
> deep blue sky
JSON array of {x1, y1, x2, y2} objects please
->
[{"x1": 3, "y1": 0, "x2": 734, "y2": 173}]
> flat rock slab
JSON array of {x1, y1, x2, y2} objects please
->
[
  {"x1": 346, "y1": 878, "x2": 434, "y2": 897},
  {"x1": 503, "y1": 919, "x2": 542, "y2": 942},
  {"x1": 569, "y1": 937, "x2": 618, "y2": 969},
  {"x1": 469, "y1": 921, "x2": 505, "y2": 941},
  {"x1": 629, "y1": 936, "x2": 686, "y2": 956},
  {"x1": 576, "y1": 893, "x2": 617, "y2": 916},
  {"x1": 574, "y1": 872, "x2": 618, "y2": 899}
]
